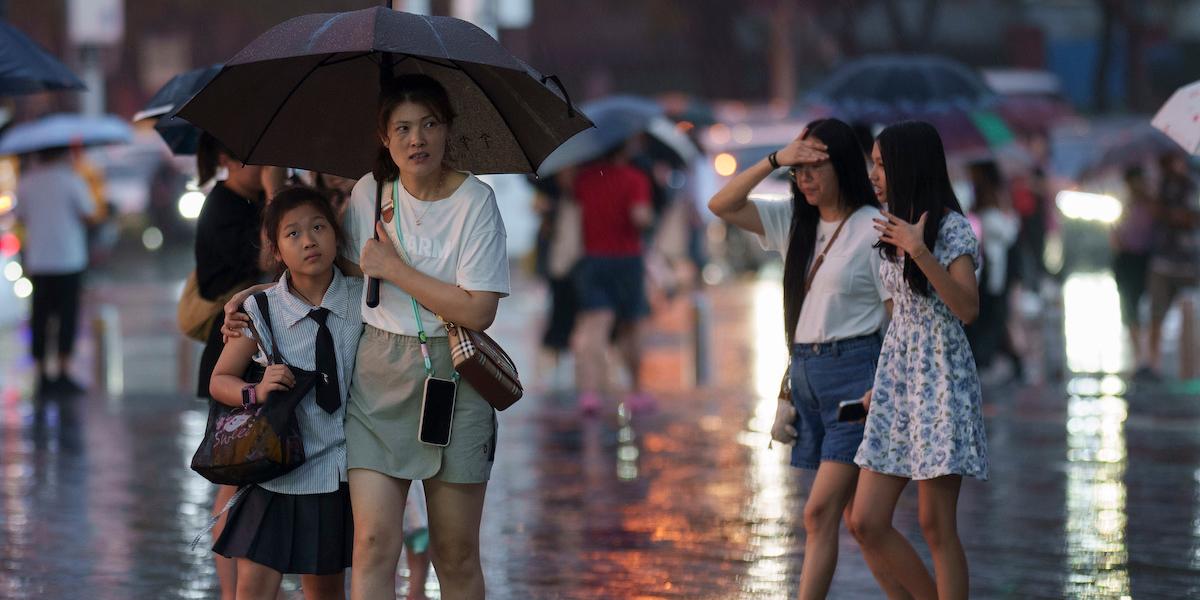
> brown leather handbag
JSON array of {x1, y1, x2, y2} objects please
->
[{"x1": 444, "y1": 322, "x2": 523, "y2": 411}]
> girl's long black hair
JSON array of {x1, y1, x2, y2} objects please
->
[
  {"x1": 874, "y1": 120, "x2": 965, "y2": 297},
  {"x1": 781, "y1": 118, "x2": 879, "y2": 346}
]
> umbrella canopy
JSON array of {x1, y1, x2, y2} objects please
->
[
  {"x1": 1151, "y1": 79, "x2": 1200, "y2": 155},
  {"x1": 536, "y1": 95, "x2": 698, "y2": 176},
  {"x1": 0, "y1": 113, "x2": 132, "y2": 155},
  {"x1": 806, "y1": 54, "x2": 1003, "y2": 156},
  {"x1": 1053, "y1": 119, "x2": 1179, "y2": 181},
  {"x1": 177, "y1": 7, "x2": 590, "y2": 178},
  {"x1": 133, "y1": 64, "x2": 222, "y2": 155},
  {"x1": 809, "y1": 54, "x2": 996, "y2": 114},
  {"x1": 0, "y1": 21, "x2": 85, "y2": 95},
  {"x1": 134, "y1": 63, "x2": 222, "y2": 122}
]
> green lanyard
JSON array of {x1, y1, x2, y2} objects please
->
[{"x1": 391, "y1": 179, "x2": 458, "y2": 382}]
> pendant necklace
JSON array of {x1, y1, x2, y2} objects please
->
[{"x1": 406, "y1": 170, "x2": 445, "y2": 226}]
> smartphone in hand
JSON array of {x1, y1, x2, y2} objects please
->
[{"x1": 836, "y1": 399, "x2": 867, "y2": 423}]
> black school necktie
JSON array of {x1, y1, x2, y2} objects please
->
[{"x1": 307, "y1": 308, "x2": 341, "y2": 413}]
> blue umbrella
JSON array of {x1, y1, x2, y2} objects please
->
[
  {"x1": 133, "y1": 64, "x2": 221, "y2": 155},
  {"x1": 0, "y1": 20, "x2": 85, "y2": 95},
  {"x1": 537, "y1": 95, "x2": 697, "y2": 176},
  {"x1": 0, "y1": 113, "x2": 132, "y2": 155}
]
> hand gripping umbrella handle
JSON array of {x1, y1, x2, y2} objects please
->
[{"x1": 365, "y1": 177, "x2": 383, "y2": 308}]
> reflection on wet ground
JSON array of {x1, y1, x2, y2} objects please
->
[{"x1": 0, "y1": 267, "x2": 1198, "y2": 598}]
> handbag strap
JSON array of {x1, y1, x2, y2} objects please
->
[
  {"x1": 803, "y1": 216, "x2": 849, "y2": 293},
  {"x1": 248, "y1": 292, "x2": 287, "y2": 366},
  {"x1": 448, "y1": 323, "x2": 519, "y2": 378}
]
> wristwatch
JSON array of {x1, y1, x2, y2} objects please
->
[{"x1": 241, "y1": 383, "x2": 257, "y2": 408}]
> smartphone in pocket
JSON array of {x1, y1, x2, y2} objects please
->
[
  {"x1": 836, "y1": 398, "x2": 867, "y2": 423},
  {"x1": 418, "y1": 377, "x2": 457, "y2": 447}
]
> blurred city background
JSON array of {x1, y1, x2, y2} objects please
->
[{"x1": 0, "y1": 1, "x2": 1199, "y2": 598}]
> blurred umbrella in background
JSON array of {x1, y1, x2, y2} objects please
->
[
  {"x1": 177, "y1": 6, "x2": 590, "y2": 178},
  {"x1": 0, "y1": 20, "x2": 85, "y2": 95},
  {"x1": 0, "y1": 113, "x2": 132, "y2": 155},
  {"x1": 1151, "y1": 79, "x2": 1200, "y2": 155},
  {"x1": 133, "y1": 64, "x2": 222, "y2": 155},
  {"x1": 983, "y1": 68, "x2": 1075, "y2": 137},
  {"x1": 1053, "y1": 118, "x2": 1180, "y2": 181},
  {"x1": 537, "y1": 95, "x2": 698, "y2": 176},
  {"x1": 806, "y1": 54, "x2": 1014, "y2": 158}
]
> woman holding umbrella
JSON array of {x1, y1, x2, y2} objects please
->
[
  {"x1": 199, "y1": 9, "x2": 590, "y2": 598},
  {"x1": 342, "y1": 74, "x2": 509, "y2": 600},
  {"x1": 192, "y1": 132, "x2": 272, "y2": 600}
]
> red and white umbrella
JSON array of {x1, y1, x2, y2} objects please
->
[{"x1": 1151, "y1": 79, "x2": 1200, "y2": 154}]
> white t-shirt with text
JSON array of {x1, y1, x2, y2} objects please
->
[
  {"x1": 753, "y1": 199, "x2": 890, "y2": 344},
  {"x1": 343, "y1": 173, "x2": 510, "y2": 337}
]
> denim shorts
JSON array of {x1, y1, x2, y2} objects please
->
[
  {"x1": 575, "y1": 256, "x2": 650, "y2": 320},
  {"x1": 789, "y1": 333, "x2": 882, "y2": 470}
]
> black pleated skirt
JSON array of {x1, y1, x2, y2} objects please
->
[{"x1": 213, "y1": 483, "x2": 353, "y2": 575}]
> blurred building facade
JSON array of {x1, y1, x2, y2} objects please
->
[{"x1": 6, "y1": 0, "x2": 1200, "y2": 118}]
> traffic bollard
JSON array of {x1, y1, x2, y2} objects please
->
[
  {"x1": 90, "y1": 304, "x2": 123, "y2": 397},
  {"x1": 1181, "y1": 295, "x2": 1197, "y2": 380}
]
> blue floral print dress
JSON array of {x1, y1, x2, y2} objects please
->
[{"x1": 854, "y1": 211, "x2": 989, "y2": 480}]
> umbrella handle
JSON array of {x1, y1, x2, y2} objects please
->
[
  {"x1": 366, "y1": 177, "x2": 383, "y2": 308},
  {"x1": 541, "y1": 75, "x2": 576, "y2": 118}
]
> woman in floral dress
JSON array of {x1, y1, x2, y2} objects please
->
[{"x1": 849, "y1": 121, "x2": 987, "y2": 600}]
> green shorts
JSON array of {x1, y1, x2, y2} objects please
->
[{"x1": 346, "y1": 325, "x2": 497, "y2": 484}]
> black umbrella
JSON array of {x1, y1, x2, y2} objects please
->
[
  {"x1": 178, "y1": 6, "x2": 590, "y2": 307},
  {"x1": 134, "y1": 64, "x2": 222, "y2": 155},
  {"x1": 177, "y1": 7, "x2": 590, "y2": 178},
  {"x1": 0, "y1": 20, "x2": 85, "y2": 95}
]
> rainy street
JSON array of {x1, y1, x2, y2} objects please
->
[
  {"x1": 0, "y1": 242, "x2": 1197, "y2": 599},
  {"x1": 6, "y1": 1, "x2": 1200, "y2": 599}
]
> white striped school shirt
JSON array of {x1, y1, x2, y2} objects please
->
[{"x1": 243, "y1": 266, "x2": 364, "y2": 495}]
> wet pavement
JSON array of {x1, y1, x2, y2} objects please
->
[{"x1": 1, "y1": 244, "x2": 1199, "y2": 599}]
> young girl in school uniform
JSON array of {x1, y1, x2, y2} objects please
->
[{"x1": 208, "y1": 187, "x2": 363, "y2": 600}]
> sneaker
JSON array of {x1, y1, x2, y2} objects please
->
[
  {"x1": 54, "y1": 375, "x2": 86, "y2": 395},
  {"x1": 578, "y1": 392, "x2": 602, "y2": 417},
  {"x1": 626, "y1": 392, "x2": 657, "y2": 414}
]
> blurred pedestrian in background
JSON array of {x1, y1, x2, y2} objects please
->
[
  {"x1": 571, "y1": 137, "x2": 656, "y2": 416},
  {"x1": 192, "y1": 131, "x2": 271, "y2": 600},
  {"x1": 966, "y1": 160, "x2": 1023, "y2": 383},
  {"x1": 853, "y1": 121, "x2": 986, "y2": 600},
  {"x1": 312, "y1": 171, "x2": 357, "y2": 220},
  {"x1": 1146, "y1": 151, "x2": 1200, "y2": 380},
  {"x1": 709, "y1": 119, "x2": 898, "y2": 600},
  {"x1": 532, "y1": 169, "x2": 582, "y2": 391},
  {"x1": 14, "y1": 145, "x2": 100, "y2": 396},
  {"x1": 399, "y1": 480, "x2": 433, "y2": 600},
  {"x1": 1111, "y1": 166, "x2": 1156, "y2": 377},
  {"x1": 1012, "y1": 131, "x2": 1053, "y2": 290}
]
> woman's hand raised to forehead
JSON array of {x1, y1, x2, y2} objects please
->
[{"x1": 776, "y1": 135, "x2": 828, "y2": 167}]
